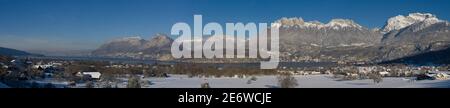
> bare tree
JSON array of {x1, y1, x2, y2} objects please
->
[
  {"x1": 127, "y1": 76, "x2": 141, "y2": 88},
  {"x1": 250, "y1": 76, "x2": 258, "y2": 81},
  {"x1": 201, "y1": 82, "x2": 210, "y2": 88},
  {"x1": 200, "y1": 79, "x2": 210, "y2": 88},
  {"x1": 277, "y1": 73, "x2": 298, "y2": 88},
  {"x1": 369, "y1": 73, "x2": 383, "y2": 84}
]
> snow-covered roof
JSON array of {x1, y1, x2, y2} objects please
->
[{"x1": 79, "y1": 72, "x2": 102, "y2": 79}]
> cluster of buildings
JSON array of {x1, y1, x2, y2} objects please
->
[
  {"x1": 280, "y1": 52, "x2": 373, "y2": 64},
  {"x1": 32, "y1": 62, "x2": 62, "y2": 69},
  {"x1": 277, "y1": 65, "x2": 450, "y2": 80},
  {"x1": 105, "y1": 64, "x2": 150, "y2": 69}
]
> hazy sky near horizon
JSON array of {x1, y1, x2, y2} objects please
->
[{"x1": 0, "y1": 0, "x2": 449, "y2": 51}]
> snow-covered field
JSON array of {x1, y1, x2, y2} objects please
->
[
  {"x1": 130, "y1": 74, "x2": 450, "y2": 88},
  {"x1": 6, "y1": 74, "x2": 449, "y2": 88}
]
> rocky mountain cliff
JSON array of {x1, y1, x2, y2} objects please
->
[
  {"x1": 92, "y1": 13, "x2": 450, "y2": 64},
  {"x1": 273, "y1": 17, "x2": 383, "y2": 62},
  {"x1": 379, "y1": 13, "x2": 450, "y2": 62},
  {"x1": 275, "y1": 13, "x2": 449, "y2": 64}
]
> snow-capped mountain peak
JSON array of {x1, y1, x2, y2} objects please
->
[
  {"x1": 325, "y1": 19, "x2": 363, "y2": 29},
  {"x1": 273, "y1": 17, "x2": 362, "y2": 30},
  {"x1": 112, "y1": 36, "x2": 142, "y2": 42},
  {"x1": 277, "y1": 17, "x2": 305, "y2": 26},
  {"x1": 381, "y1": 13, "x2": 444, "y2": 33}
]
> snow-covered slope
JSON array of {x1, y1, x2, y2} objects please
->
[
  {"x1": 381, "y1": 13, "x2": 445, "y2": 33},
  {"x1": 91, "y1": 12, "x2": 449, "y2": 63},
  {"x1": 119, "y1": 74, "x2": 450, "y2": 88},
  {"x1": 273, "y1": 17, "x2": 363, "y2": 30}
]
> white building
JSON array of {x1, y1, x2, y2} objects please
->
[
  {"x1": 379, "y1": 71, "x2": 390, "y2": 76},
  {"x1": 358, "y1": 66, "x2": 376, "y2": 73},
  {"x1": 310, "y1": 71, "x2": 321, "y2": 75},
  {"x1": 33, "y1": 64, "x2": 53, "y2": 69},
  {"x1": 77, "y1": 72, "x2": 102, "y2": 79}
]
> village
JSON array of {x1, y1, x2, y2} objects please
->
[
  {"x1": 277, "y1": 64, "x2": 450, "y2": 81},
  {"x1": 0, "y1": 55, "x2": 173, "y2": 88},
  {"x1": 1, "y1": 55, "x2": 450, "y2": 88}
]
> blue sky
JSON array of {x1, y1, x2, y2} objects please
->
[{"x1": 0, "y1": 0, "x2": 449, "y2": 51}]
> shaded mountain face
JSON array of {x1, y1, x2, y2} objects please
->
[
  {"x1": 92, "y1": 13, "x2": 450, "y2": 64},
  {"x1": 274, "y1": 17, "x2": 383, "y2": 62},
  {"x1": 276, "y1": 13, "x2": 450, "y2": 63},
  {"x1": 93, "y1": 36, "x2": 146, "y2": 54},
  {"x1": 92, "y1": 34, "x2": 173, "y2": 60},
  {"x1": 382, "y1": 47, "x2": 450, "y2": 65},
  {"x1": 0, "y1": 47, "x2": 40, "y2": 57}
]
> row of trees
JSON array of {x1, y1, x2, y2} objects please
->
[{"x1": 172, "y1": 63, "x2": 277, "y2": 78}]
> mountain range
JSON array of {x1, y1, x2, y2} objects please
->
[
  {"x1": 92, "y1": 33, "x2": 174, "y2": 60},
  {"x1": 92, "y1": 13, "x2": 450, "y2": 64}
]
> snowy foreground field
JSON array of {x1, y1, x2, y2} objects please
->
[
  {"x1": 119, "y1": 75, "x2": 450, "y2": 88},
  {"x1": 3, "y1": 74, "x2": 450, "y2": 88}
]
